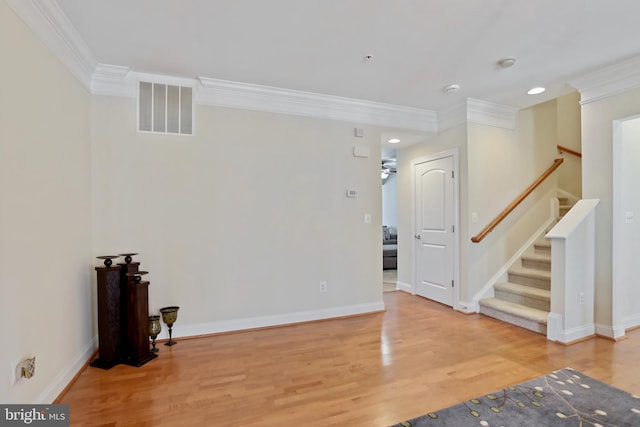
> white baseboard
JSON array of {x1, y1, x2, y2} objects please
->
[
  {"x1": 456, "y1": 300, "x2": 478, "y2": 314},
  {"x1": 595, "y1": 322, "x2": 626, "y2": 340},
  {"x1": 157, "y1": 302, "x2": 386, "y2": 340},
  {"x1": 623, "y1": 313, "x2": 640, "y2": 331},
  {"x1": 547, "y1": 312, "x2": 562, "y2": 341},
  {"x1": 37, "y1": 336, "x2": 97, "y2": 404},
  {"x1": 548, "y1": 313, "x2": 595, "y2": 343},
  {"x1": 396, "y1": 281, "x2": 413, "y2": 294},
  {"x1": 560, "y1": 324, "x2": 595, "y2": 344}
]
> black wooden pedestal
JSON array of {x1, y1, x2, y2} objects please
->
[
  {"x1": 90, "y1": 266, "x2": 123, "y2": 369},
  {"x1": 120, "y1": 262, "x2": 157, "y2": 367}
]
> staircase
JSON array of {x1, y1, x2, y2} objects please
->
[{"x1": 478, "y1": 196, "x2": 574, "y2": 335}]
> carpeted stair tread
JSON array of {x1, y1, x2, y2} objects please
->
[
  {"x1": 521, "y1": 253, "x2": 551, "y2": 262},
  {"x1": 494, "y1": 282, "x2": 550, "y2": 301},
  {"x1": 521, "y1": 253, "x2": 551, "y2": 270},
  {"x1": 509, "y1": 266, "x2": 551, "y2": 280},
  {"x1": 534, "y1": 237, "x2": 550, "y2": 248},
  {"x1": 533, "y1": 238, "x2": 551, "y2": 254},
  {"x1": 479, "y1": 298, "x2": 548, "y2": 324}
]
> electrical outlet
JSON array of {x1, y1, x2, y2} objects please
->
[
  {"x1": 14, "y1": 356, "x2": 35, "y2": 382},
  {"x1": 579, "y1": 292, "x2": 585, "y2": 304},
  {"x1": 319, "y1": 281, "x2": 327, "y2": 292}
]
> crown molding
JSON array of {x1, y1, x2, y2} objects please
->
[
  {"x1": 8, "y1": 0, "x2": 437, "y2": 131},
  {"x1": 467, "y1": 98, "x2": 518, "y2": 130},
  {"x1": 197, "y1": 77, "x2": 438, "y2": 133},
  {"x1": 569, "y1": 55, "x2": 640, "y2": 105},
  {"x1": 437, "y1": 102, "x2": 468, "y2": 132},
  {"x1": 438, "y1": 98, "x2": 518, "y2": 132},
  {"x1": 91, "y1": 63, "x2": 135, "y2": 97},
  {"x1": 90, "y1": 67, "x2": 199, "y2": 98},
  {"x1": 6, "y1": 0, "x2": 97, "y2": 89}
]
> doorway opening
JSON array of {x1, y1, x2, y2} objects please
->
[{"x1": 382, "y1": 150, "x2": 398, "y2": 292}]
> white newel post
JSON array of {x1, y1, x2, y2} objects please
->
[{"x1": 546, "y1": 199, "x2": 600, "y2": 344}]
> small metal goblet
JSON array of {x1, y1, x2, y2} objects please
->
[
  {"x1": 149, "y1": 315, "x2": 162, "y2": 353},
  {"x1": 159, "y1": 306, "x2": 180, "y2": 346}
]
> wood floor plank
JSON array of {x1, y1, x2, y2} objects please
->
[{"x1": 58, "y1": 292, "x2": 640, "y2": 426}]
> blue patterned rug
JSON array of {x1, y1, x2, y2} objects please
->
[{"x1": 391, "y1": 368, "x2": 640, "y2": 426}]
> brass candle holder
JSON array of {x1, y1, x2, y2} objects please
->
[
  {"x1": 148, "y1": 315, "x2": 161, "y2": 353},
  {"x1": 159, "y1": 306, "x2": 180, "y2": 346}
]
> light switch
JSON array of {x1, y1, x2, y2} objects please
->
[
  {"x1": 364, "y1": 213, "x2": 372, "y2": 224},
  {"x1": 625, "y1": 211, "x2": 634, "y2": 223},
  {"x1": 471, "y1": 212, "x2": 478, "y2": 224}
]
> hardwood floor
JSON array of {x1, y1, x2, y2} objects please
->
[{"x1": 58, "y1": 291, "x2": 640, "y2": 426}]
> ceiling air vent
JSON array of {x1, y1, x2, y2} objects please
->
[{"x1": 138, "y1": 81, "x2": 193, "y2": 135}]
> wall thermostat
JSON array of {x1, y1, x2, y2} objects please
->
[{"x1": 346, "y1": 189, "x2": 358, "y2": 198}]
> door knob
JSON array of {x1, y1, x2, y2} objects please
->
[{"x1": 414, "y1": 234, "x2": 422, "y2": 240}]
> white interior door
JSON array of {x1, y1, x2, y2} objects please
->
[{"x1": 414, "y1": 155, "x2": 455, "y2": 306}]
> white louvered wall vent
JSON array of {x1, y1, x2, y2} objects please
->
[{"x1": 138, "y1": 81, "x2": 193, "y2": 135}]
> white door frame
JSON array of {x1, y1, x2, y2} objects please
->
[{"x1": 410, "y1": 148, "x2": 460, "y2": 309}]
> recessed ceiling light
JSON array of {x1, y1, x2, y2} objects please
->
[
  {"x1": 443, "y1": 84, "x2": 460, "y2": 93},
  {"x1": 498, "y1": 57, "x2": 516, "y2": 68},
  {"x1": 528, "y1": 87, "x2": 546, "y2": 95},
  {"x1": 388, "y1": 138, "x2": 401, "y2": 144}
]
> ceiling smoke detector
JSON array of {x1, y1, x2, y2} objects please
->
[
  {"x1": 498, "y1": 57, "x2": 516, "y2": 68},
  {"x1": 443, "y1": 84, "x2": 460, "y2": 93}
]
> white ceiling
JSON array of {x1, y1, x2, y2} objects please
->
[{"x1": 55, "y1": 0, "x2": 640, "y2": 115}]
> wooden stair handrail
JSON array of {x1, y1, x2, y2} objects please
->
[
  {"x1": 471, "y1": 158, "x2": 564, "y2": 243},
  {"x1": 557, "y1": 145, "x2": 582, "y2": 158}
]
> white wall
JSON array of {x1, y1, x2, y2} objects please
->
[
  {"x1": 581, "y1": 86, "x2": 640, "y2": 337},
  {"x1": 0, "y1": 1, "x2": 92, "y2": 403},
  {"x1": 466, "y1": 102, "x2": 557, "y2": 302},
  {"x1": 613, "y1": 117, "x2": 640, "y2": 330},
  {"x1": 382, "y1": 172, "x2": 398, "y2": 232},
  {"x1": 91, "y1": 96, "x2": 385, "y2": 334},
  {"x1": 557, "y1": 91, "x2": 582, "y2": 197},
  {"x1": 397, "y1": 101, "x2": 558, "y2": 306},
  {"x1": 396, "y1": 125, "x2": 468, "y2": 297}
]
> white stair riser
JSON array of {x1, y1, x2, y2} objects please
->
[
  {"x1": 479, "y1": 305, "x2": 547, "y2": 334},
  {"x1": 508, "y1": 272, "x2": 550, "y2": 290},
  {"x1": 494, "y1": 289, "x2": 550, "y2": 311},
  {"x1": 534, "y1": 244, "x2": 551, "y2": 255},
  {"x1": 521, "y1": 258, "x2": 551, "y2": 270}
]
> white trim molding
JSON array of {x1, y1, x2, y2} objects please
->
[
  {"x1": 569, "y1": 54, "x2": 640, "y2": 105},
  {"x1": 91, "y1": 63, "x2": 135, "y2": 97},
  {"x1": 438, "y1": 98, "x2": 518, "y2": 133},
  {"x1": 548, "y1": 313, "x2": 595, "y2": 344},
  {"x1": 7, "y1": 1, "x2": 438, "y2": 131},
  {"x1": 157, "y1": 302, "x2": 386, "y2": 340},
  {"x1": 467, "y1": 98, "x2": 518, "y2": 130},
  {"x1": 396, "y1": 281, "x2": 413, "y2": 294},
  {"x1": 35, "y1": 336, "x2": 97, "y2": 404},
  {"x1": 595, "y1": 323, "x2": 626, "y2": 340},
  {"x1": 197, "y1": 77, "x2": 438, "y2": 132},
  {"x1": 456, "y1": 300, "x2": 478, "y2": 314},
  {"x1": 6, "y1": 0, "x2": 97, "y2": 89}
]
